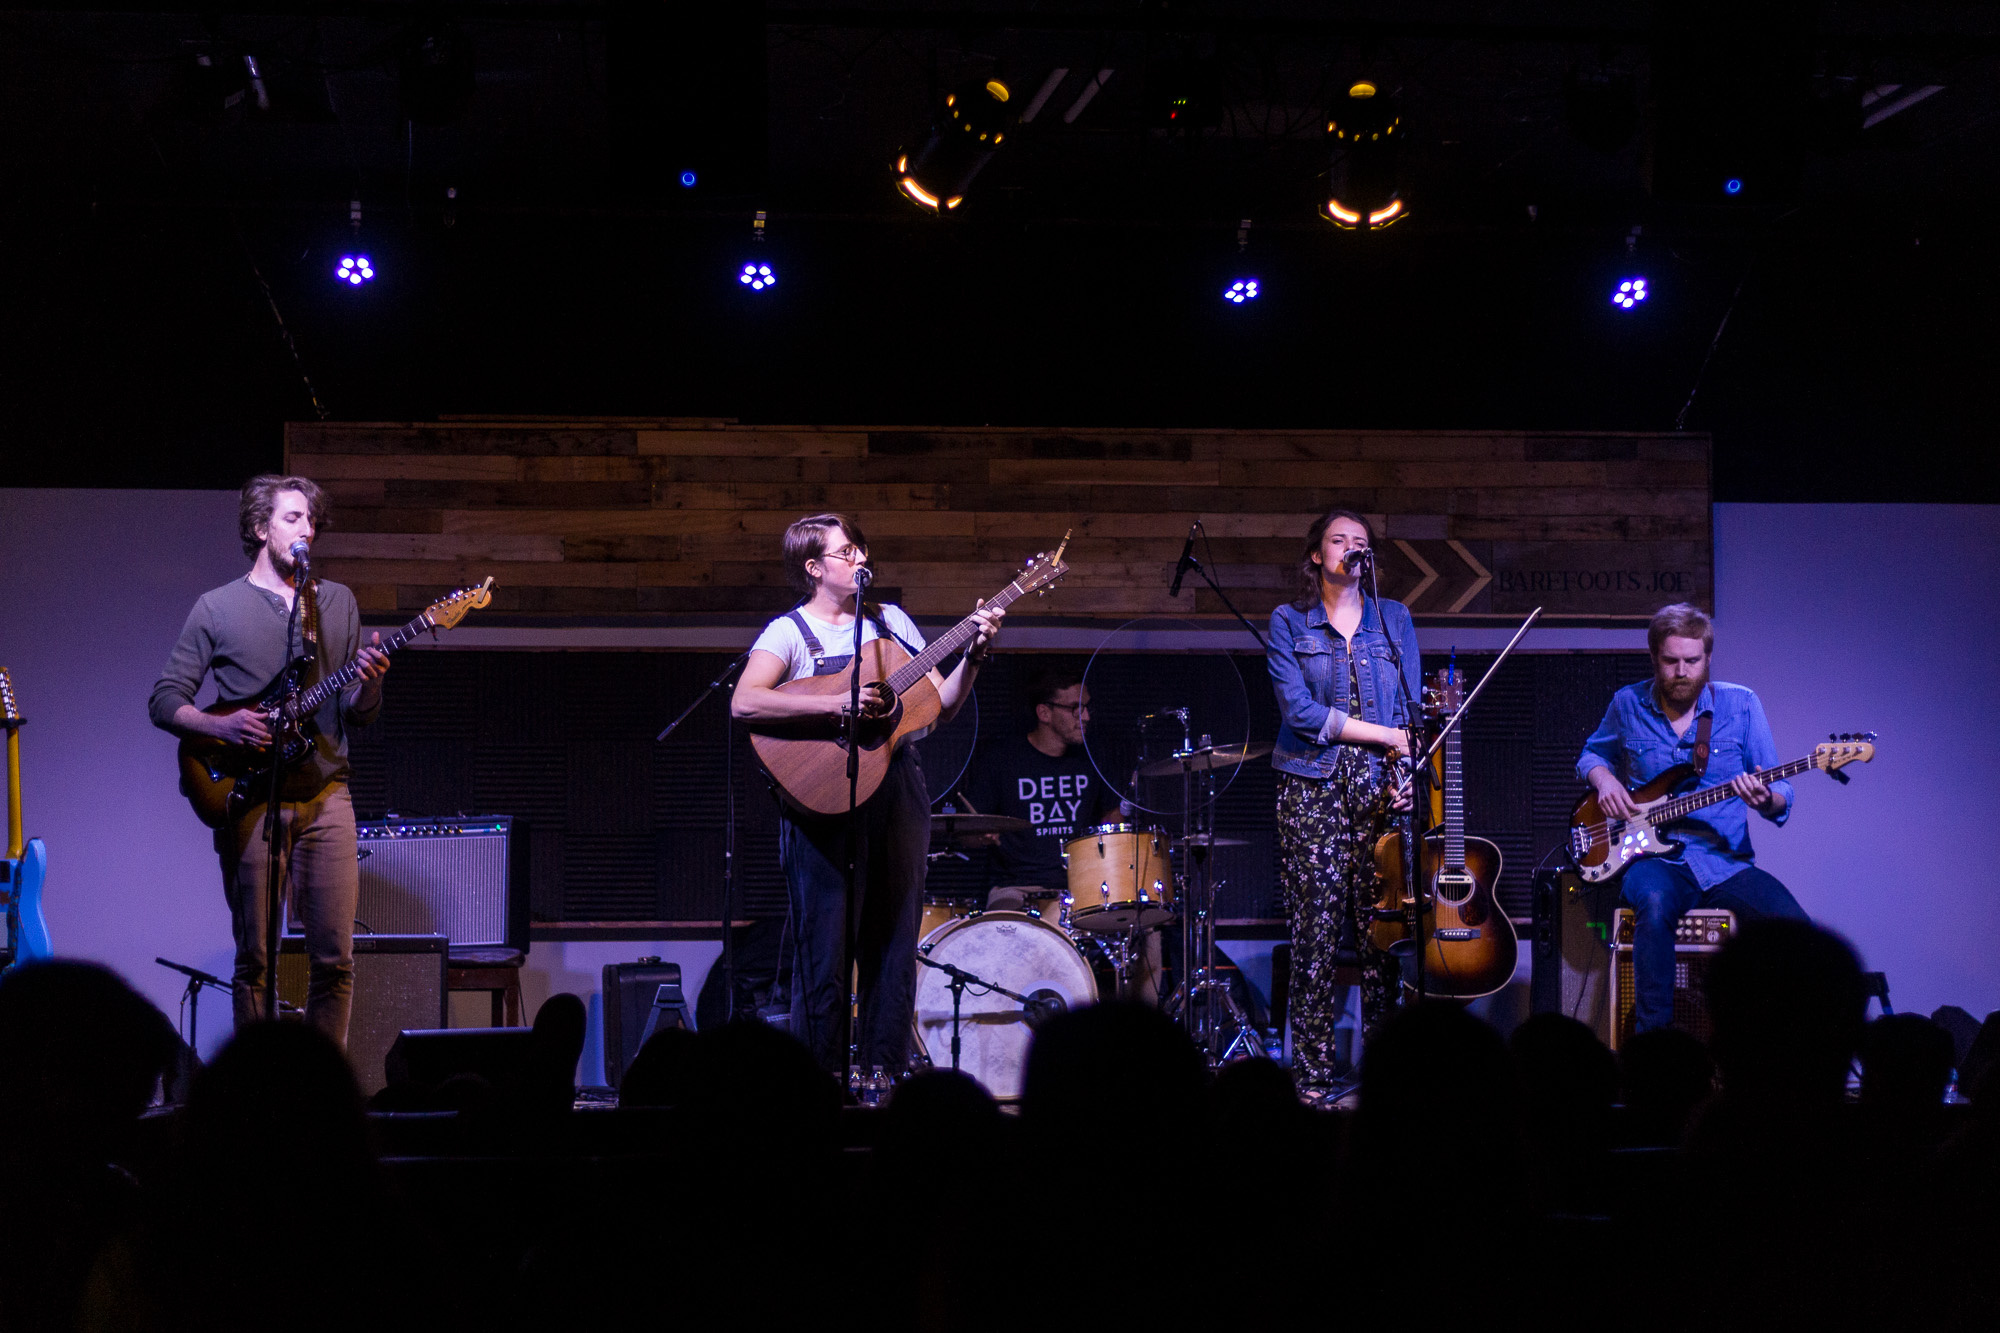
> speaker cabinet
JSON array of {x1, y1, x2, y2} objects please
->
[
  {"x1": 279, "y1": 934, "x2": 448, "y2": 1094},
  {"x1": 1608, "y1": 907, "x2": 1735, "y2": 1051},
  {"x1": 601, "y1": 959, "x2": 691, "y2": 1090},
  {"x1": 319, "y1": 816, "x2": 528, "y2": 953},
  {"x1": 1529, "y1": 869, "x2": 1620, "y2": 1045}
]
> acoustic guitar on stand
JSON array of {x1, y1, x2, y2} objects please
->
[
  {"x1": 1568, "y1": 732, "x2": 1876, "y2": 884},
  {"x1": 749, "y1": 540, "x2": 1069, "y2": 815},
  {"x1": 1371, "y1": 660, "x2": 1517, "y2": 999},
  {"x1": 177, "y1": 580, "x2": 495, "y2": 829}
]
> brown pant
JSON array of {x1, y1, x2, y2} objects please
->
[{"x1": 219, "y1": 781, "x2": 359, "y2": 1049}]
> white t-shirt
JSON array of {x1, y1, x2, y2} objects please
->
[{"x1": 750, "y1": 604, "x2": 928, "y2": 685}]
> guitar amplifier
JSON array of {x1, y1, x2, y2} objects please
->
[
  {"x1": 1608, "y1": 907, "x2": 1736, "y2": 1051},
  {"x1": 278, "y1": 934, "x2": 448, "y2": 1095},
  {"x1": 289, "y1": 816, "x2": 528, "y2": 954},
  {"x1": 1529, "y1": 869, "x2": 1619, "y2": 1045}
]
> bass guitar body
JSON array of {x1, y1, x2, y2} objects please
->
[
  {"x1": 747, "y1": 639, "x2": 943, "y2": 816},
  {"x1": 1566, "y1": 763, "x2": 1694, "y2": 884},
  {"x1": 1372, "y1": 828, "x2": 1516, "y2": 999},
  {"x1": 3, "y1": 839, "x2": 51, "y2": 970}
]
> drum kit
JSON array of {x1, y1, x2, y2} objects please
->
[{"x1": 910, "y1": 737, "x2": 1272, "y2": 1102}]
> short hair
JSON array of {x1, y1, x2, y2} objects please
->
[
  {"x1": 1292, "y1": 507, "x2": 1375, "y2": 609},
  {"x1": 781, "y1": 513, "x2": 869, "y2": 596},
  {"x1": 1648, "y1": 603, "x2": 1714, "y2": 658},
  {"x1": 239, "y1": 475, "x2": 328, "y2": 558},
  {"x1": 1026, "y1": 662, "x2": 1085, "y2": 711}
]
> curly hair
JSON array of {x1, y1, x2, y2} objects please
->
[{"x1": 238, "y1": 475, "x2": 328, "y2": 558}]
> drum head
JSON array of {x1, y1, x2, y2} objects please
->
[{"x1": 914, "y1": 912, "x2": 1097, "y2": 1102}]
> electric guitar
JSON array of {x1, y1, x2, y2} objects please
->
[
  {"x1": 1568, "y1": 732, "x2": 1876, "y2": 884},
  {"x1": 1372, "y1": 661, "x2": 1518, "y2": 998},
  {"x1": 177, "y1": 579, "x2": 494, "y2": 829},
  {"x1": 2, "y1": 668, "x2": 52, "y2": 973},
  {"x1": 748, "y1": 540, "x2": 1069, "y2": 815}
]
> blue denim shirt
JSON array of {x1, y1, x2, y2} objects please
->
[
  {"x1": 1575, "y1": 679, "x2": 1793, "y2": 890},
  {"x1": 1268, "y1": 596, "x2": 1423, "y2": 781}
]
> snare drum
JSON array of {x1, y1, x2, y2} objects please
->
[
  {"x1": 1062, "y1": 824, "x2": 1175, "y2": 932},
  {"x1": 912, "y1": 911, "x2": 1098, "y2": 1101}
]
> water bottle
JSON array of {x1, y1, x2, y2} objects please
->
[
  {"x1": 865, "y1": 1064, "x2": 888, "y2": 1108},
  {"x1": 848, "y1": 1064, "x2": 863, "y2": 1103},
  {"x1": 1946, "y1": 1069, "x2": 1965, "y2": 1105}
]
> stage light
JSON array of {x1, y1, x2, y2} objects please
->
[
  {"x1": 895, "y1": 78, "x2": 1013, "y2": 215},
  {"x1": 1223, "y1": 279, "x2": 1259, "y2": 304},
  {"x1": 335, "y1": 255, "x2": 375, "y2": 287},
  {"x1": 1724, "y1": 177, "x2": 1744, "y2": 195},
  {"x1": 738, "y1": 261, "x2": 776, "y2": 291},
  {"x1": 1321, "y1": 80, "x2": 1406, "y2": 230},
  {"x1": 1611, "y1": 277, "x2": 1648, "y2": 309},
  {"x1": 680, "y1": 170, "x2": 697, "y2": 188}
]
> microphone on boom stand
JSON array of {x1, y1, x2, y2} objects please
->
[{"x1": 288, "y1": 539, "x2": 312, "y2": 581}]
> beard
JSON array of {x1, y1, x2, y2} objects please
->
[{"x1": 1658, "y1": 667, "x2": 1708, "y2": 708}]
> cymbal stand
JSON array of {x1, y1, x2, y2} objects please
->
[{"x1": 1163, "y1": 740, "x2": 1260, "y2": 1065}]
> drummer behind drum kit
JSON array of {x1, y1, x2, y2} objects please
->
[{"x1": 910, "y1": 740, "x2": 1268, "y2": 1102}]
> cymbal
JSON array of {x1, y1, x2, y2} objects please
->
[
  {"x1": 1137, "y1": 741, "x2": 1273, "y2": 778},
  {"x1": 929, "y1": 812, "x2": 1034, "y2": 836},
  {"x1": 1173, "y1": 834, "x2": 1250, "y2": 848}
]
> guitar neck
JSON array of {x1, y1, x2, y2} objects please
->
[
  {"x1": 883, "y1": 578, "x2": 1031, "y2": 692},
  {"x1": 293, "y1": 610, "x2": 434, "y2": 715},
  {"x1": 1442, "y1": 722, "x2": 1464, "y2": 871},
  {"x1": 1651, "y1": 755, "x2": 1816, "y2": 822},
  {"x1": 5, "y1": 728, "x2": 21, "y2": 862}
]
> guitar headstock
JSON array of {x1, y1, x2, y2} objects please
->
[
  {"x1": 1018, "y1": 531, "x2": 1072, "y2": 599},
  {"x1": 1813, "y1": 732, "x2": 1877, "y2": 775},
  {"x1": 0, "y1": 668, "x2": 19, "y2": 727},
  {"x1": 1421, "y1": 661, "x2": 1465, "y2": 716},
  {"x1": 425, "y1": 577, "x2": 496, "y2": 631}
]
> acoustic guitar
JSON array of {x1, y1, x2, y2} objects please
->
[
  {"x1": 1, "y1": 668, "x2": 52, "y2": 973},
  {"x1": 748, "y1": 540, "x2": 1069, "y2": 815},
  {"x1": 177, "y1": 579, "x2": 494, "y2": 829},
  {"x1": 1372, "y1": 661, "x2": 1518, "y2": 998},
  {"x1": 1568, "y1": 732, "x2": 1876, "y2": 884}
]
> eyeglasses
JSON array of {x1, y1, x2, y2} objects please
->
[
  {"x1": 821, "y1": 546, "x2": 868, "y2": 565},
  {"x1": 1045, "y1": 701, "x2": 1090, "y2": 715}
]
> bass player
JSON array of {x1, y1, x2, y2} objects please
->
[
  {"x1": 730, "y1": 513, "x2": 1001, "y2": 1079},
  {"x1": 1577, "y1": 602, "x2": 1808, "y2": 1034},
  {"x1": 148, "y1": 475, "x2": 389, "y2": 1050}
]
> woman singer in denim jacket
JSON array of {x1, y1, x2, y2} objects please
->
[{"x1": 1267, "y1": 508, "x2": 1421, "y2": 1101}]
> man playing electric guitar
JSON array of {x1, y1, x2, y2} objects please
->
[
  {"x1": 148, "y1": 475, "x2": 389, "y2": 1049},
  {"x1": 1577, "y1": 603, "x2": 1808, "y2": 1035}
]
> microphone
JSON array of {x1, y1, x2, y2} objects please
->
[
  {"x1": 1169, "y1": 519, "x2": 1201, "y2": 596},
  {"x1": 852, "y1": 565, "x2": 873, "y2": 588},
  {"x1": 1337, "y1": 547, "x2": 1372, "y2": 573},
  {"x1": 1023, "y1": 988, "x2": 1068, "y2": 1029},
  {"x1": 288, "y1": 539, "x2": 311, "y2": 582}
]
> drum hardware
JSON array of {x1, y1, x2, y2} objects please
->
[
  {"x1": 929, "y1": 812, "x2": 1035, "y2": 838},
  {"x1": 1171, "y1": 833, "x2": 1249, "y2": 848},
  {"x1": 1136, "y1": 741, "x2": 1273, "y2": 779}
]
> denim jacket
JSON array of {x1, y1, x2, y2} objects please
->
[{"x1": 1268, "y1": 596, "x2": 1423, "y2": 781}]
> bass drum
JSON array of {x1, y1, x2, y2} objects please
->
[{"x1": 913, "y1": 911, "x2": 1097, "y2": 1102}]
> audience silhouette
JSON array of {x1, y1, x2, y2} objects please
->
[{"x1": 5, "y1": 918, "x2": 1990, "y2": 1332}]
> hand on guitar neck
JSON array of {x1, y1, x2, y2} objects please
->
[{"x1": 168, "y1": 632, "x2": 391, "y2": 749}]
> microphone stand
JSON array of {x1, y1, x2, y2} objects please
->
[
  {"x1": 1361, "y1": 551, "x2": 1432, "y2": 1004},
  {"x1": 260, "y1": 562, "x2": 312, "y2": 1025},
  {"x1": 655, "y1": 647, "x2": 755, "y2": 1024},
  {"x1": 915, "y1": 953, "x2": 1040, "y2": 1072},
  {"x1": 157, "y1": 956, "x2": 232, "y2": 1073},
  {"x1": 844, "y1": 568, "x2": 871, "y2": 1087},
  {"x1": 1175, "y1": 520, "x2": 1268, "y2": 652}
]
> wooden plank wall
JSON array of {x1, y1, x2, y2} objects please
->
[{"x1": 285, "y1": 422, "x2": 1712, "y2": 623}]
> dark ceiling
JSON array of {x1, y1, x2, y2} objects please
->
[{"x1": 2, "y1": 3, "x2": 1996, "y2": 500}]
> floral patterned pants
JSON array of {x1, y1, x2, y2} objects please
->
[{"x1": 1276, "y1": 756, "x2": 1399, "y2": 1092}]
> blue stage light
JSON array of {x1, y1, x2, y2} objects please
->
[
  {"x1": 335, "y1": 255, "x2": 375, "y2": 287},
  {"x1": 1724, "y1": 178, "x2": 1743, "y2": 195},
  {"x1": 1223, "y1": 278, "x2": 1260, "y2": 304},
  {"x1": 1611, "y1": 276, "x2": 1648, "y2": 310},
  {"x1": 738, "y1": 262, "x2": 777, "y2": 291},
  {"x1": 680, "y1": 170, "x2": 697, "y2": 188}
]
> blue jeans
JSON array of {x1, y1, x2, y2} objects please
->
[
  {"x1": 779, "y1": 747, "x2": 929, "y2": 1075},
  {"x1": 1620, "y1": 859, "x2": 1808, "y2": 1034}
]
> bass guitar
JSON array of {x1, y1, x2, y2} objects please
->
[
  {"x1": 177, "y1": 579, "x2": 495, "y2": 829},
  {"x1": 748, "y1": 540, "x2": 1069, "y2": 815},
  {"x1": 1372, "y1": 660, "x2": 1517, "y2": 998},
  {"x1": 1568, "y1": 732, "x2": 1876, "y2": 884},
  {"x1": 2, "y1": 668, "x2": 52, "y2": 973}
]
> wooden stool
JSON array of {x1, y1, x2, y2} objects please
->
[{"x1": 447, "y1": 962, "x2": 524, "y2": 1027}]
